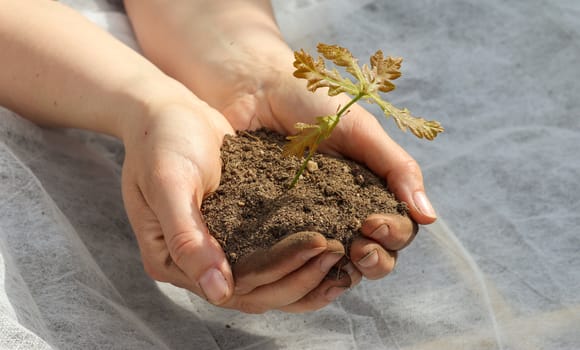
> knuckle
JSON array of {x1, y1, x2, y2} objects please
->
[
  {"x1": 142, "y1": 260, "x2": 166, "y2": 282},
  {"x1": 394, "y1": 158, "x2": 421, "y2": 177},
  {"x1": 167, "y1": 230, "x2": 203, "y2": 266},
  {"x1": 403, "y1": 158, "x2": 421, "y2": 172},
  {"x1": 387, "y1": 159, "x2": 423, "y2": 192}
]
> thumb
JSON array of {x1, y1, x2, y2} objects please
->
[
  {"x1": 384, "y1": 157, "x2": 438, "y2": 225},
  {"x1": 151, "y1": 171, "x2": 233, "y2": 305}
]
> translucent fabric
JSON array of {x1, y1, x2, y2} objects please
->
[{"x1": 1, "y1": 1, "x2": 578, "y2": 349}]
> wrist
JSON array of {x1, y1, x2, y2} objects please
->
[
  {"x1": 125, "y1": 0, "x2": 292, "y2": 78},
  {"x1": 194, "y1": 1, "x2": 290, "y2": 63},
  {"x1": 116, "y1": 75, "x2": 196, "y2": 139},
  {"x1": 116, "y1": 74, "x2": 231, "y2": 149}
]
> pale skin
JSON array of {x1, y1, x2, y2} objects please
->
[{"x1": 0, "y1": 0, "x2": 437, "y2": 313}]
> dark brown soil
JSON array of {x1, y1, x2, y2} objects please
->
[{"x1": 201, "y1": 129, "x2": 408, "y2": 265}]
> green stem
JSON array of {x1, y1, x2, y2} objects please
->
[
  {"x1": 333, "y1": 92, "x2": 365, "y2": 128},
  {"x1": 288, "y1": 151, "x2": 314, "y2": 188},
  {"x1": 288, "y1": 92, "x2": 366, "y2": 189}
]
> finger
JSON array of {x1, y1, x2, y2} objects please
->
[
  {"x1": 349, "y1": 236, "x2": 397, "y2": 280},
  {"x1": 122, "y1": 181, "x2": 195, "y2": 290},
  {"x1": 324, "y1": 102, "x2": 438, "y2": 225},
  {"x1": 277, "y1": 271, "x2": 351, "y2": 313},
  {"x1": 360, "y1": 213, "x2": 418, "y2": 251},
  {"x1": 224, "y1": 242, "x2": 345, "y2": 314},
  {"x1": 146, "y1": 166, "x2": 234, "y2": 305},
  {"x1": 233, "y1": 231, "x2": 328, "y2": 295},
  {"x1": 340, "y1": 260, "x2": 363, "y2": 287},
  {"x1": 278, "y1": 259, "x2": 362, "y2": 313}
]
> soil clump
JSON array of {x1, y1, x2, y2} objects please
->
[{"x1": 201, "y1": 129, "x2": 408, "y2": 265}]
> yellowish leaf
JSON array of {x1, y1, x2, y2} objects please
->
[
  {"x1": 293, "y1": 49, "x2": 359, "y2": 96},
  {"x1": 370, "y1": 51, "x2": 402, "y2": 80},
  {"x1": 370, "y1": 95, "x2": 444, "y2": 140},
  {"x1": 368, "y1": 51, "x2": 403, "y2": 93},
  {"x1": 282, "y1": 115, "x2": 338, "y2": 158},
  {"x1": 316, "y1": 43, "x2": 362, "y2": 80},
  {"x1": 316, "y1": 43, "x2": 355, "y2": 67}
]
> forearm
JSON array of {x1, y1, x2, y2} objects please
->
[
  {"x1": 0, "y1": 0, "x2": 192, "y2": 138},
  {"x1": 124, "y1": 0, "x2": 292, "y2": 100}
]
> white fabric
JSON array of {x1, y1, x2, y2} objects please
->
[{"x1": 1, "y1": 0, "x2": 579, "y2": 349}]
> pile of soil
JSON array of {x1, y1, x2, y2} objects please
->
[{"x1": 201, "y1": 129, "x2": 408, "y2": 265}]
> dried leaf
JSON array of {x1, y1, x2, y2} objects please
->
[
  {"x1": 370, "y1": 94, "x2": 444, "y2": 140},
  {"x1": 282, "y1": 115, "x2": 339, "y2": 158},
  {"x1": 291, "y1": 42, "x2": 443, "y2": 156},
  {"x1": 363, "y1": 50, "x2": 403, "y2": 93},
  {"x1": 293, "y1": 49, "x2": 359, "y2": 96},
  {"x1": 317, "y1": 43, "x2": 355, "y2": 67},
  {"x1": 287, "y1": 43, "x2": 443, "y2": 188},
  {"x1": 370, "y1": 51, "x2": 402, "y2": 80},
  {"x1": 316, "y1": 43, "x2": 362, "y2": 81}
]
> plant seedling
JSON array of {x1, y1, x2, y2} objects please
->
[{"x1": 283, "y1": 43, "x2": 444, "y2": 188}]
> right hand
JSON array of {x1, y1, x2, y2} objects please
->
[{"x1": 120, "y1": 96, "x2": 359, "y2": 313}]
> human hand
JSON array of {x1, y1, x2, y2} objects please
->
[
  {"x1": 227, "y1": 231, "x2": 357, "y2": 313},
  {"x1": 177, "y1": 27, "x2": 436, "y2": 282},
  {"x1": 123, "y1": 0, "x2": 435, "y2": 310},
  {"x1": 120, "y1": 100, "x2": 236, "y2": 305},
  {"x1": 120, "y1": 97, "x2": 357, "y2": 313},
  {"x1": 2, "y1": 0, "x2": 354, "y2": 314},
  {"x1": 213, "y1": 60, "x2": 431, "y2": 280}
]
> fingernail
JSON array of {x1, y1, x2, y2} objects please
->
[
  {"x1": 341, "y1": 262, "x2": 356, "y2": 278},
  {"x1": 341, "y1": 262, "x2": 359, "y2": 287},
  {"x1": 370, "y1": 224, "x2": 389, "y2": 246},
  {"x1": 199, "y1": 268, "x2": 229, "y2": 304},
  {"x1": 357, "y1": 249, "x2": 379, "y2": 268},
  {"x1": 413, "y1": 191, "x2": 437, "y2": 219},
  {"x1": 320, "y1": 252, "x2": 343, "y2": 272},
  {"x1": 325, "y1": 287, "x2": 347, "y2": 301}
]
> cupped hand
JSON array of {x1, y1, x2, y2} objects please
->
[
  {"x1": 121, "y1": 100, "x2": 235, "y2": 304},
  {"x1": 120, "y1": 95, "x2": 360, "y2": 313},
  {"x1": 123, "y1": 0, "x2": 437, "y2": 311},
  {"x1": 180, "y1": 36, "x2": 436, "y2": 282},
  {"x1": 225, "y1": 231, "x2": 359, "y2": 313}
]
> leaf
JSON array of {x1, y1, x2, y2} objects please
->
[
  {"x1": 370, "y1": 50, "x2": 402, "y2": 80},
  {"x1": 282, "y1": 115, "x2": 339, "y2": 158},
  {"x1": 369, "y1": 94, "x2": 444, "y2": 140},
  {"x1": 316, "y1": 43, "x2": 363, "y2": 82},
  {"x1": 293, "y1": 49, "x2": 359, "y2": 96},
  {"x1": 292, "y1": 42, "x2": 444, "y2": 147},
  {"x1": 369, "y1": 51, "x2": 403, "y2": 93}
]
